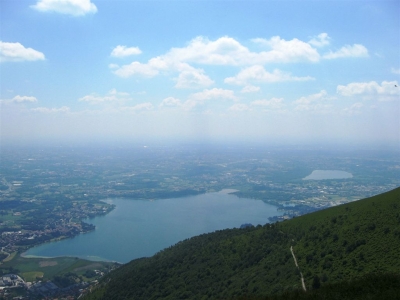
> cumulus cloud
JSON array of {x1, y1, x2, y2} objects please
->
[
  {"x1": 111, "y1": 34, "x2": 368, "y2": 90},
  {"x1": 112, "y1": 35, "x2": 321, "y2": 83},
  {"x1": 12, "y1": 95, "x2": 38, "y2": 103},
  {"x1": 294, "y1": 90, "x2": 334, "y2": 112},
  {"x1": 227, "y1": 98, "x2": 285, "y2": 112},
  {"x1": 174, "y1": 68, "x2": 214, "y2": 89},
  {"x1": 31, "y1": 106, "x2": 70, "y2": 113},
  {"x1": 229, "y1": 103, "x2": 249, "y2": 111},
  {"x1": 0, "y1": 41, "x2": 45, "y2": 62},
  {"x1": 189, "y1": 88, "x2": 237, "y2": 102},
  {"x1": 342, "y1": 102, "x2": 364, "y2": 115},
  {"x1": 79, "y1": 89, "x2": 131, "y2": 105},
  {"x1": 252, "y1": 36, "x2": 320, "y2": 63},
  {"x1": 323, "y1": 44, "x2": 368, "y2": 59},
  {"x1": 0, "y1": 95, "x2": 38, "y2": 105},
  {"x1": 111, "y1": 45, "x2": 142, "y2": 57},
  {"x1": 241, "y1": 85, "x2": 260, "y2": 93},
  {"x1": 167, "y1": 36, "x2": 250, "y2": 65},
  {"x1": 225, "y1": 65, "x2": 314, "y2": 86},
  {"x1": 337, "y1": 81, "x2": 399, "y2": 101},
  {"x1": 121, "y1": 103, "x2": 154, "y2": 112},
  {"x1": 111, "y1": 60, "x2": 161, "y2": 78},
  {"x1": 391, "y1": 68, "x2": 400, "y2": 74},
  {"x1": 163, "y1": 35, "x2": 318, "y2": 65},
  {"x1": 159, "y1": 97, "x2": 182, "y2": 108},
  {"x1": 251, "y1": 98, "x2": 285, "y2": 110},
  {"x1": 31, "y1": 0, "x2": 97, "y2": 16},
  {"x1": 182, "y1": 88, "x2": 237, "y2": 110},
  {"x1": 308, "y1": 33, "x2": 331, "y2": 47}
]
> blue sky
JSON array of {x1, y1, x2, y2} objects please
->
[{"x1": 1, "y1": 0, "x2": 399, "y2": 146}]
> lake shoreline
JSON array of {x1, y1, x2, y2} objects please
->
[{"x1": 23, "y1": 191, "x2": 283, "y2": 263}]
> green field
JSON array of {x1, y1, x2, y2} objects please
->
[{"x1": 0, "y1": 253, "x2": 118, "y2": 282}]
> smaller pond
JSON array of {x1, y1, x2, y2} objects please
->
[{"x1": 303, "y1": 170, "x2": 353, "y2": 180}]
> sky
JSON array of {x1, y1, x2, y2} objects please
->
[{"x1": 1, "y1": 0, "x2": 399, "y2": 147}]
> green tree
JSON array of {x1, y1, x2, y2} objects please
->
[{"x1": 312, "y1": 275, "x2": 321, "y2": 289}]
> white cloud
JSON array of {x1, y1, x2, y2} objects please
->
[
  {"x1": 31, "y1": 0, "x2": 97, "y2": 16},
  {"x1": 391, "y1": 68, "x2": 400, "y2": 74},
  {"x1": 174, "y1": 67, "x2": 214, "y2": 89},
  {"x1": 111, "y1": 35, "x2": 368, "y2": 91},
  {"x1": 308, "y1": 33, "x2": 331, "y2": 47},
  {"x1": 112, "y1": 34, "x2": 322, "y2": 81},
  {"x1": 111, "y1": 45, "x2": 142, "y2": 58},
  {"x1": 323, "y1": 44, "x2": 368, "y2": 59},
  {"x1": 225, "y1": 65, "x2": 314, "y2": 86},
  {"x1": 113, "y1": 52, "x2": 214, "y2": 89},
  {"x1": 166, "y1": 35, "x2": 320, "y2": 65},
  {"x1": 294, "y1": 90, "x2": 334, "y2": 112},
  {"x1": 111, "y1": 35, "x2": 321, "y2": 89},
  {"x1": 337, "y1": 81, "x2": 399, "y2": 101},
  {"x1": 111, "y1": 61, "x2": 160, "y2": 78},
  {"x1": 342, "y1": 102, "x2": 364, "y2": 115},
  {"x1": 121, "y1": 102, "x2": 154, "y2": 112},
  {"x1": 0, "y1": 95, "x2": 38, "y2": 105},
  {"x1": 159, "y1": 97, "x2": 182, "y2": 108},
  {"x1": 295, "y1": 90, "x2": 329, "y2": 104},
  {"x1": 79, "y1": 89, "x2": 131, "y2": 105},
  {"x1": 182, "y1": 88, "x2": 237, "y2": 110},
  {"x1": 0, "y1": 41, "x2": 45, "y2": 62},
  {"x1": 190, "y1": 88, "x2": 237, "y2": 102},
  {"x1": 12, "y1": 95, "x2": 38, "y2": 103},
  {"x1": 167, "y1": 36, "x2": 250, "y2": 65},
  {"x1": 109, "y1": 88, "x2": 129, "y2": 96},
  {"x1": 114, "y1": 35, "x2": 368, "y2": 75},
  {"x1": 251, "y1": 98, "x2": 284, "y2": 110},
  {"x1": 229, "y1": 103, "x2": 249, "y2": 111},
  {"x1": 108, "y1": 63, "x2": 119, "y2": 69},
  {"x1": 31, "y1": 106, "x2": 70, "y2": 113},
  {"x1": 252, "y1": 36, "x2": 320, "y2": 63},
  {"x1": 241, "y1": 85, "x2": 260, "y2": 93}
]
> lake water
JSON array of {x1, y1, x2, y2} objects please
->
[
  {"x1": 303, "y1": 170, "x2": 353, "y2": 180},
  {"x1": 24, "y1": 192, "x2": 283, "y2": 263}
]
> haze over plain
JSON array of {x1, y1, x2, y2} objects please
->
[{"x1": 1, "y1": 0, "x2": 399, "y2": 146}]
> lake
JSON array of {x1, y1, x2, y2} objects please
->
[
  {"x1": 23, "y1": 192, "x2": 283, "y2": 263},
  {"x1": 303, "y1": 170, "x2": 353, "y2": 180}
]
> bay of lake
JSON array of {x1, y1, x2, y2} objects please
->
[{"x1": 24, "y1": 191, "x2": 283, "y2": 263}]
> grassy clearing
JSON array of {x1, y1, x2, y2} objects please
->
[
  {"x1": 21, "y1": 271, "x2": 44, "y2": 282},
  {"x1": 73, "y1": 262, "x2": 103, "y2": 272},
  {"x1": 1, "y1": 254, "x2": 117, "y2": 281},
  {"x1": 3, "y1": 251, "x2": 17, "y2": 262},
  {"x1": 0, "y1": 213, "x2": 24, "y2": 222}
]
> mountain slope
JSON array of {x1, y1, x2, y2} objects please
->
[{"x1": 84, "y1": 187, "x2": 400, "y2": 299}]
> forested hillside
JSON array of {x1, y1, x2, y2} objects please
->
[{"x1": 84, "y1": 187, "x2": 400, "y2": 299}]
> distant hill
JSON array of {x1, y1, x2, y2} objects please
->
[{"x1": 84, "y1": 187, "x2": 400, "y2": 299}]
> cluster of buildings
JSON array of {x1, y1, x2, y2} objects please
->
[
  {"x1": 0, "y1": 274, "x2": 25, "y2": 288},
  {"x1": 0, "y1": 220, "x2": 93, "y2": 257},
  {"x1": 0, "y1": 273, "x2": 92, "y2": 299},
  {"x1": 28, "y1": 280, "x2": 90, "y2": 299},
  {"x1": 0, "y1": 274, "x2": 26, "y2": 299},
  {"x1": 0, "y1": 200, "x2": 115, "y2": 258}
]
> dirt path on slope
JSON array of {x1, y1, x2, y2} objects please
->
[{"x1": 290, "y1": 246, "x2": 307, "y2": 291}]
